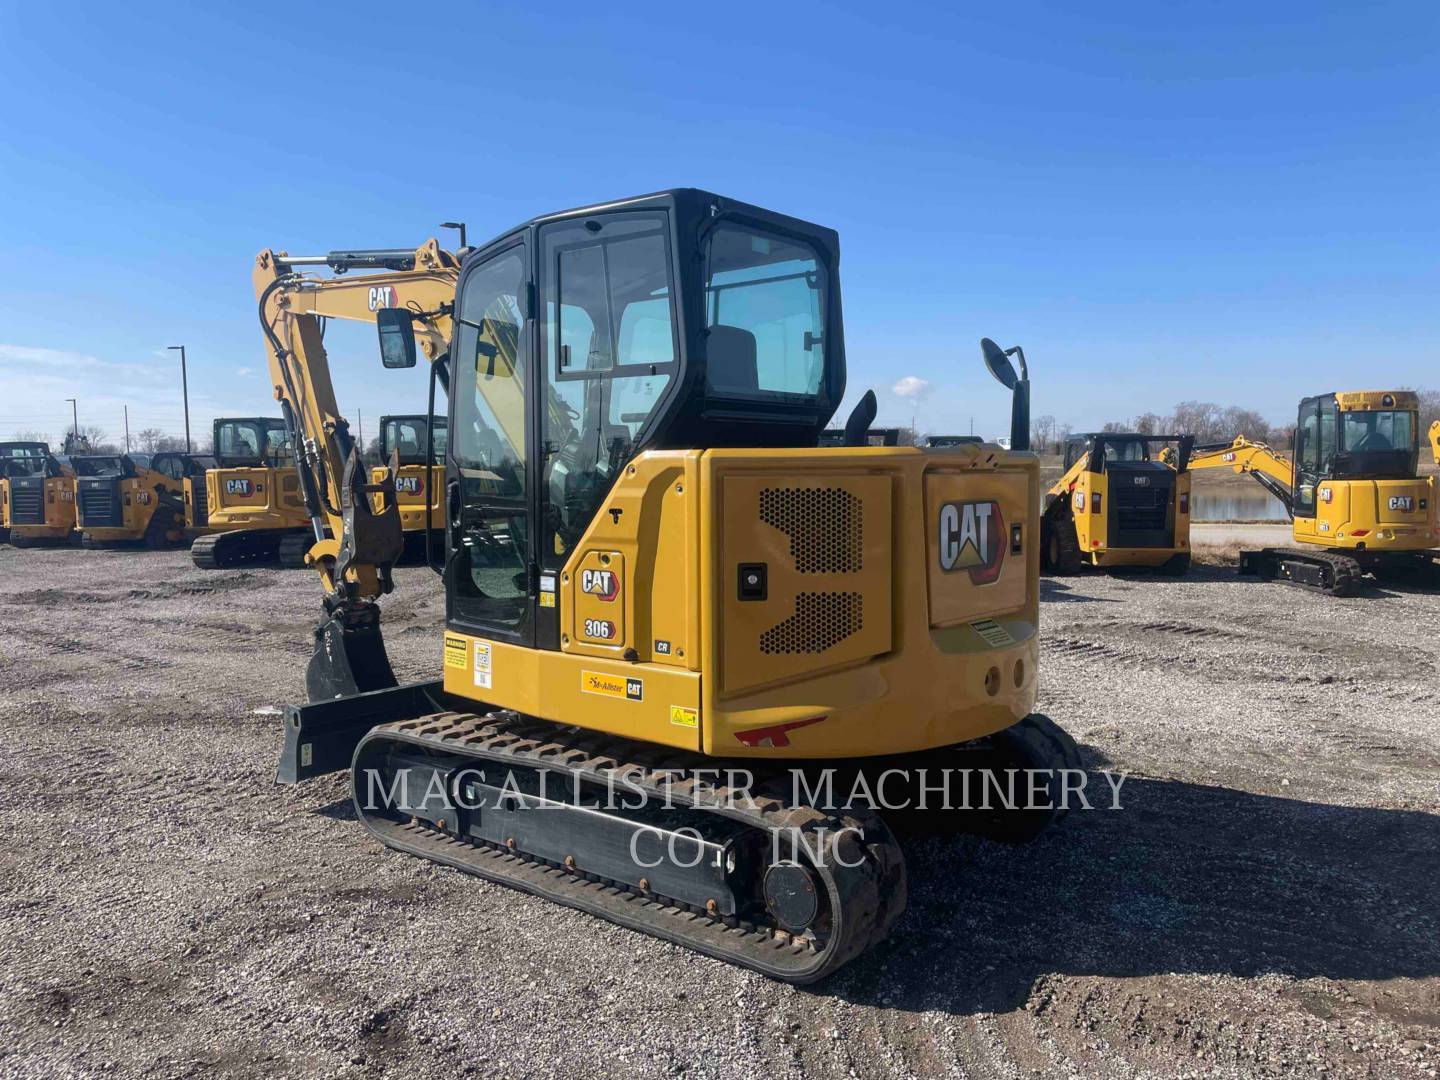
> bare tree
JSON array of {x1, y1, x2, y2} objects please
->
[
  {"x1": 1220, "y1": 406, "x2": 1271, "y2": 445},
  {"x1": 1032, "y1": 414, "x2": 1058, "y2": 453},
  {"x1": 11, "y1": 428, "x2": 53, "y2": 445},
  {"x1": 136, "y1": 428, "x2": 165, "y2": 452},
  {"x1": 1131, "y1": 412, "x2": 1164, "y2": 436},
  {"x1": 1169, "y1": 401, "x2": 1226, "y2": 444}
]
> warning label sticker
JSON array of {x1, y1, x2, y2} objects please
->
[
  {"x1": 473, "y1": 641, "x2": 492, "y2": 689},
  {"x1": 970, "y1": 619, "x2": 1015, "y2": 648},
  {"x1": 582, "y1": 671, "x2": 642, "y2": 701},
  {"x1": 669, "y1": 705, "x2": 698, "y2": 729},
  {"x1": 444, "y1": 635, "x2": 467, "y2": 670}
]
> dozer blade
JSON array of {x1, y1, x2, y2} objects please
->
[{"x1": 276, "y1": 678, "x2": 457, "y2": 783}]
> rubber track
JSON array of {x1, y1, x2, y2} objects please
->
[
  {"x1": 192, "y1": 529, "x2": 301, "y2": 569},
  {"x1": 1249, "y1": 547, "x2": 1362, "y2": 597},
  {"x1": 352, "y1": 711, "x2": 907, "y2": 984}
]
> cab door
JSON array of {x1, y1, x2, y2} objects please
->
[
  {"x1": 535, "y1": 211, "x2": 680, "y2": 651},
  {"x1": 1293, "y1": 395, "x2": 1336, "y2": 534},
  {"x1": 446, "y1": 240, "x2": 536, "y2": 647}
]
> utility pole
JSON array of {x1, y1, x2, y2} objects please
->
[
  {"x1": 67, "y1": 398, "x2": 78, "y2": 439},
  {"x1": 357, "y1": 409, "x2": 363, "y2": 451},
  {"x1": 167, "y1": 345, "x2": 191, "y2": 452},
  {"x1": 124, "y1": 406, "x2": 131, "y2": 452}
]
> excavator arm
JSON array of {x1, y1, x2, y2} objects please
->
[
  {"x1": 252, "y1": 241, "x2": 459, "y2": 698},
  {"x1": 1182, "y1": 436, "x2": 1296, "y2": 519}
]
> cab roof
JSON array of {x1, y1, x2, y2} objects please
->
[{"x1": 470, "y1": 188, "x2": 840, "y2": 259}]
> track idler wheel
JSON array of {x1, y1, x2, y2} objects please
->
[{"x1": 763, "y1": 861, "x2": 822, "y2": 933}]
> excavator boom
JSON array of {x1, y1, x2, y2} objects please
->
[
  {"x1": 253, "y1": 242, "x2": 458, "y2": 600},
  {"x1": 1184, "y1": 437, "x2": 1296, "y2": 518},
  {"x1": 253, "y1": 240, "x2": 459, "y2": 697}
]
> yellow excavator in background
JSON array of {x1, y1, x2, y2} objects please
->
[
  {"x1": 189, "y1": 417, "x2": 313, "y2": 568},
  {"x1": 254, "y1": 190, "x2": 1079, "y2": 983},
  {"x1": 370, "y1": 413, "x2": 446, "y2": 559},
  {"x1": 1430, "y1": 420, "x2": 1439, "y2": 465},
  {"x1": 74, "y1": 451, "x2": 215, "y2": 548},
  {"x1": 2, "y1": 442, "x2": 76, "y2": 546},
  {"x1": 1181, "y1": 390, "x2": 1439, "y2": 595},
  {"x1": 1042, "y1": 432, "x2": 1195, "y2": 575}
]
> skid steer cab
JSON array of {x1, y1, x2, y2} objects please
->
[
  {"x1": 75, "y1": 451, "x2": 214, "y2": 549},
  {"x1": 1043, "y1": 433, "x2": 1195, "y2": 575},
  {"x1": 2, "y1": 442, "x2": 76, "y2": 546}
]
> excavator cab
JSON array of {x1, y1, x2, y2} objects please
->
[
  {"x1": 2, "y1": 442, "x2": 75, "y2": 545},
  {"x1": 189, "y1": 418, "x2": 312, "y2": 568},
  {"x1": 371, "y1": 415, "x2": 446, "y2": 549},
  {"x1": 1291, "y1": 392, "x2": 1425, "y2": 531}
]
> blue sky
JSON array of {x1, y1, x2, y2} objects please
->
[{"x1": 1, "y1": 1, "x2": 1436, "y2": 445}]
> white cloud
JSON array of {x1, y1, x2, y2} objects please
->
[
  {"x1": 892, "y1": 375, "x2": 933, "y2": 399},
  {"x1": 0, "y1": 342, "x2": 261, "y2": 444},
  {"x1": 236, "y1": 367, "x2": 255, "y2": 377}
]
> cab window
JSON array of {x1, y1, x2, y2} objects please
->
[{"x1": 703, "y1": 223, "x2": 826, "y2": 400}]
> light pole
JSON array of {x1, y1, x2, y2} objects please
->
[
  {"x1": 167, "y1": 345, "x2": 191, "y2": 452},
  {"x1": 66, "y1": 398, "x2": 78, "y2": 450}
]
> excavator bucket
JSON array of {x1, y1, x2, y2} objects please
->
[{"x1": 305, "y1": 445, "x2": 406, "y2": 701}]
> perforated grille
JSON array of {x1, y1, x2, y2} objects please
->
[
  {"x1": 760, "y1": 592, "x2": 863, "y2": 654},
  {"x1": 9, "y1": 485, "x2": 43, "y2": 524},
  {"x1": 759, "y1": 487, "x2": 862, "y2": 573}
]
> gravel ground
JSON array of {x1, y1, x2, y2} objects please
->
[{"x1": 0, "y1": 545, "x2": 1436, "y2": 1079}]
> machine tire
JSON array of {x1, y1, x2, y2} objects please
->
[
  {"x1": 1157, "y1": 552, "x2": 1191, "y2": 576},
  {"x1": 1043, "y1": 514, "x2": 1083, "y2": 576},
  {"x1": 9, "y1": 531, "x2": 29, "y2": 549},
  {"x1": 143, "y1": 509, "x2": 181, "y2": 550}
]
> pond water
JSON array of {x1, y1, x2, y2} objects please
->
[{"x1": 1192, "y1": 491, "x2": 1289, "y2": 522}]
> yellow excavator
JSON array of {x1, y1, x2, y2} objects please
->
[
  {"x1": 370, "y1": 413, "x2": 446, "y2": 559},
  {"x1": 2, "y1": 442, "x2": 76, "y2": 546},
  {"x1": 256, "y1": 190, "x2": 1078, "y2": 983},
  {"x1": 189, "y1": 417, "x2": 313, "y2": 568},
  {"x1": 74, "y1": 451, "x2": 215, "y2": 548},
  {"x1": 1042, "y1": 432, "x2": 1195, "y2": 575},
  {"x1": 1182, "y1": 391, "x2": 1439, "y2": 595}
]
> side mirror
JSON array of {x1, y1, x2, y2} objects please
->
[
  {"x1": 981, "y1": 337, "x2": 1017, "y2": 389},
  {"x1": 377, "y1": 308, "x2": 418, "y2": 369},
  {"x1": 979, "y1": 337, "x2": 1031, "y2": 452}
]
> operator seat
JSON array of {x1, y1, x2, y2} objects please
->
[{"x1": 705, "y1": 325, "x2": 759, "y2": 394}]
